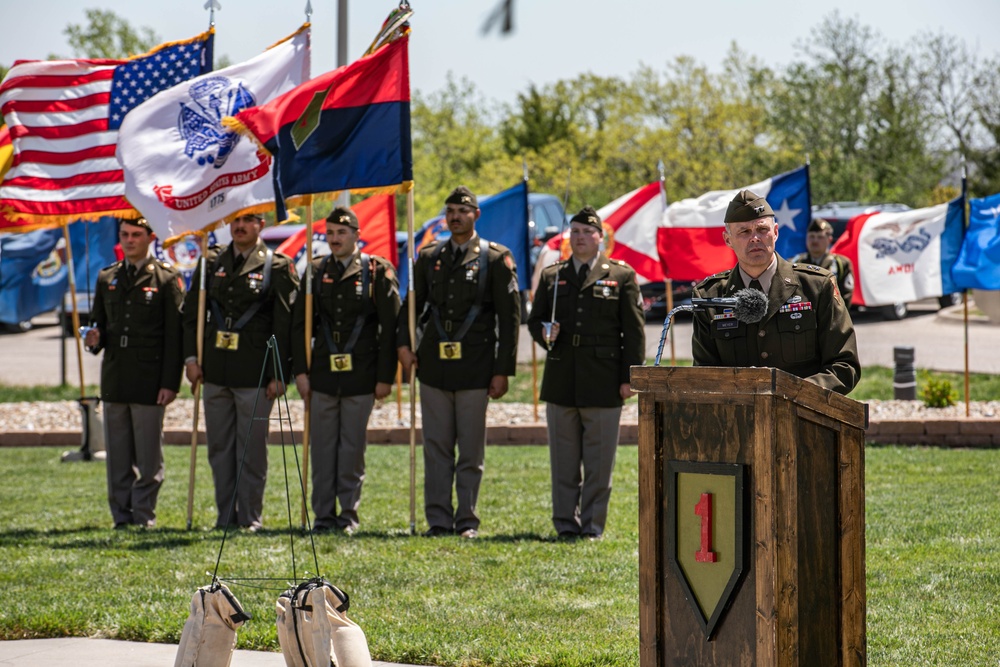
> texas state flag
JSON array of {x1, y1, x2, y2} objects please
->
[
  {"x1": 831, "y1": 197, "x2": 965, "y2": 307},
  {"x1": 275, "y1": 194, "x2": 398, "y2": 276},
  {"x1": 656, "y1": 165, "x2": 811, "y2": 282}
]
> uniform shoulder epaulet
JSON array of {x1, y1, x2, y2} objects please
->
[
  {"x1": 489, "y1": 241, "x2": 500, "y2": 250},
  {"x1": 98, "y1": 261, "x2": 120, "y2": 273},
  {"x1": 154, "y1": 258, "x2": 172, "y2": 269},
  {"x1": 791, "y1": 263, "x2": 831, "y2": 276},
  {"x1": 541, "y1": 261, "x2": 563, "y2": 275},
  {"x1": 696, "y1": 269, "x2": 731, "y2": 287}
]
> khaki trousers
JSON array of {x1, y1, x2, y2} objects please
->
[
  {"x1": 103, "y1": 402, "x2": 165, "y2": 526},
  {"x1": 420, "y1": 384, "x2": 489, "y2": 532},
  {"x1": 309, "y1": 391, "x2": 374, "y2": 530},
  {"x1": 546, "y1": 403, "x2": 622, "y2": 536},
  {"x1": 203, "y1": 383, "x2": 273, "y2": 528}
]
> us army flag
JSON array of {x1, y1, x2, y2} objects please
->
[{"x1": 117, "y1": 25, "x2": 310, "y2": 244}]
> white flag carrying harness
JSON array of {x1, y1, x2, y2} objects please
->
[
  {"x1": 174, "y1": 582, "x2": 251, "y2": 667},
  {"x1": 276, "y1": 579, "x2": 372, "y2": 667}
]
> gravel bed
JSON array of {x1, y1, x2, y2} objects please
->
[{"x1": 1, "y1": 399, "x2": 997, "y2": 432}]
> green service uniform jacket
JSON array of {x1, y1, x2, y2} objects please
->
[
  {"x1": 291, "y1": 252, "x2": 400, "y2": 397},
  {"x1": 790, "y1": 251, "x2": 855, "y2": 307},
  {"x1": 89, "y1": 258, "x2": 185, "y2": 405},
  {"x1": 182, "y1": 240, "x2": 299, "y2": 388},
  {"x1": 528, "y1": 255, "x2": 646, "y2": 408},
  {"x1": 397, "y1": 235, "x2": 520, "y2": 391},
  {"x1": 691, "y1": 256, "x2": 861, "y2": 395}
]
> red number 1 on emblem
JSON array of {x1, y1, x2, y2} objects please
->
[{"x1": 694, "y1": 492, "x2": 718, "y2": 563}]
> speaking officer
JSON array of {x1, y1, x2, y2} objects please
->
[
  {"x1": 183, "y1": 211, "x2": 299, "y2": 531},
  {"x1": 528, "y1": 206, "x2": 645, "y2": 540},
  {"x1": 790, "y1": 218, "x2": 855, "y2": 306},
  {"x1": 691, "y1": 190, "x2": 861, "y2": 394},
  {"x1": 397, "y1": 186, "x2": 520, "y2": 539},
  {"x1": 85, "y1": 218, "x2": 184, "y2": 529},
  {"x1": 292, "y1": 206, "x2": 400, "y2": 534}
]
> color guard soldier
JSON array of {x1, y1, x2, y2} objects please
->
[
  {"x1": 397, "y1": 186, "x2": 521, "y2": 539},
  {"x1": 528, "y1": 206, "x2": 645, "y2": 540},
  {"x1": 183, "y1": 211, "x2": 299, "y2": 531},
  {"x1": 85, "y1": 218, "x2": 184, "y2": 529},
  {"x1": 790, "y1": 218, "x2": 855, "y2": 306},
  {"x1": 691, "y1": 190, "x2": 861, "y2": 394},
  {"x1": 291, "y1": 206, "x2": 400, "y2": 535}
]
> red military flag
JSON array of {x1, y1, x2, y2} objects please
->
[{"x1": 276, "y1": 194, "x2": 398, "y2": 275}]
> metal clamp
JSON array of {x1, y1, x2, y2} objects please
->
[
  {"x1": 333, "y1": 331, "x2": 341, "y2": 344},
  {"x1": 444, "y1": 319, "x2": 453, "y2": 333},
  {"x1": 572, "y1": 334, "x2": 580, "y2": 347},
  {"x1": 120, "y1": 335, "x2": 129, "y2": 348}
]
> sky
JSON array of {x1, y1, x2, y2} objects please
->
[{"x1": 1, "y1": 0, "x2": 998, "y2": 106}]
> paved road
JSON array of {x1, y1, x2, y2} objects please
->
[{"x1": 1, "y1": 302, "x2": 997, "y2": 387}]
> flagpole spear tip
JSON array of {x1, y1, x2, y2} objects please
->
[
  {"x1": 305, "y1": 0, "x2": 313, "y2": 21},
  {"x1": 203, "y1": 0, "x2": 221, "y2": 27}
]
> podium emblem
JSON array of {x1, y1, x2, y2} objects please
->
[{"x1": 666, "y1": 461, "x2": 746, "y2": 637}]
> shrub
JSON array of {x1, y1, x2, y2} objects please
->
[{"x1": 919, "y1": 375, "x2": 958, "y2": 408}]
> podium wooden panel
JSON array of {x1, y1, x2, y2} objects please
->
[{"x1": 630, "y1": 366, "x2": 868, "y2": 667}]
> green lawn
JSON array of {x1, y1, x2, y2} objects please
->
[{"x1": 1, "y1": 444, "x2": 999, "y2": 665}]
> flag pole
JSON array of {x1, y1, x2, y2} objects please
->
[
  {"x1": 301, "y1": 199, "x2": 314, "y2": 527},
  {"x1": 61, "y1": 224, "x2": 86, "y2": 399},
  {"x1": 406, "y1": 188, "x2": 417, "y2": 536},
  {"x1": 961, "y1": 164, "x2": 970, "y2": 418},
  {"x1": 522, "y1": 158, "x2": 539, "y2": 421},
  {"x1": 186, "y1": 233, "x2": 209, "y2": 530},
  {"x1": 396, "y1": 363, "x2": 403, "y2": 421}
]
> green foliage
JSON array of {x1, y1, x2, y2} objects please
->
[
  {"x1": 63, "y1": 9, "x2": 160, "y2": 59},
  {"x1": 918, "y1": 373, "x2": 959, "y2": 408},
  {"x1": 403, "y1": 11, "x2": 997, "y2": 218}
]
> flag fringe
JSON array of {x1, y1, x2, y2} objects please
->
[
  {"x1": 125, "y1": 27, "x2": 215, "y2": 61},
  {"x1": 0, "y1": 207, "x2": 139, "y2": 232},
  {"x1": 265, "y1": 22, "x2": 310, "y2": 52},
  {"x1": 222, "y1": 117, "x2": 271, "y2": 155}
]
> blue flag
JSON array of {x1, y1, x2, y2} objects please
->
[
  {"x1": 952, "y1": 192, "x2": 1000, "y2": 290},
  {"x1": 398, "y1": 181, "x2": 531, "y2": 293},
  {"x1": 769, "y1": 165, "x2": 813, "y2": 260},
  {"x1": 0, "y1": 218, "x2": 118, "y2": 324}
]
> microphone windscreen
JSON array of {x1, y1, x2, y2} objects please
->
[{"x1": 733, "y1": 288, "x2": 768, "y2": 323}]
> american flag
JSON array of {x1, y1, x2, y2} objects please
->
[{"x1": 0, "y1": 30, "x2": 214, "y2": 230}]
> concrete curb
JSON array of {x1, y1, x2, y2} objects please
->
[{"x1": 3, "y1": 421, "x2": 1000, "y2": 448}]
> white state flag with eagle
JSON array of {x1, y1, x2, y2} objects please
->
[{"x1": 117, "y1": 25, "x2": 310, "y2": 244}]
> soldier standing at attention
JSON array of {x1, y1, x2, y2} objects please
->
[
  {"x1": 397, "y1": 186, "x2": 520, "y2": 539},
  {"x1": 86, "y1": 218, "x2": 184, "y2": 529},
  {"x1": 691, "y1": 190, "x2": 860, "y2": 394},
  {"x1": 183, "y1": 211, "x2": 299, "y2": 531},
  {"x1": 528, "y1": 206, "x2": 645, "y2": 541},
  {"x1": 292, "y1": 206, "x2": 400, "y2": 535},
  {"x1": 790, "y1": 218, "x2": 855, "y2": 306}
]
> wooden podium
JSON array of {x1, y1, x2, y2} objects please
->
[{"x1": 630, "y1": 366, "x2": 868, "y2": 666}]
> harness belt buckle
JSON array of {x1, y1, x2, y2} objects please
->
[
  {"x1": 444, "y1": 319, "x2": 453, "y2": 333},
  {"x1": 120, "y1": 335, "x2": 128, "y2": 348},
  {"x1": 572, "y1": 334, "x2": 580, "y2": 347},
  {"x1": 225, "y1": 317, "x2": 233, "y2": 330},
  {"x1": 333, "y1": 331, "x2": 341, "y2": 344}
]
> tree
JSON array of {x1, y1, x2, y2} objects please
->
[{"x1": 63, "y1": 9, "x2": 160, "y2": 59}]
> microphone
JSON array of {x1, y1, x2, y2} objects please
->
[
  {"x1": 692, "y1": 288, "x2": 768, "y2": 324},
  {"x1": 653, "y1": 288, "x2": 769, "y2": 366}
]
